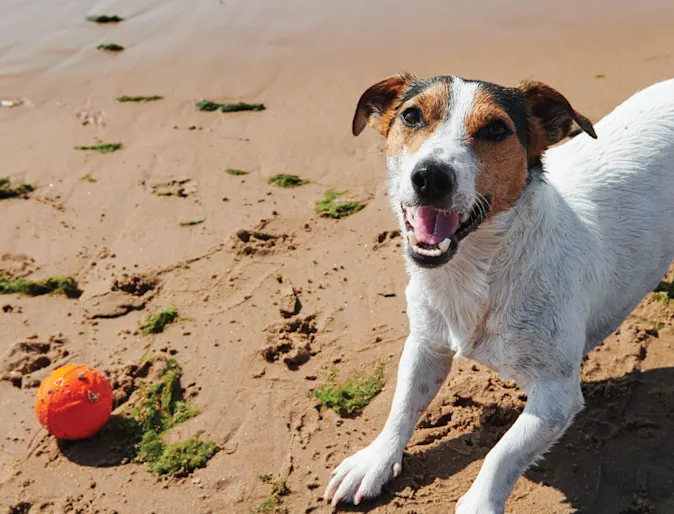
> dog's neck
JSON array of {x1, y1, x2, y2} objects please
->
[{"x1": 405, "y1": 171, "x2": 550, "y2": 357}]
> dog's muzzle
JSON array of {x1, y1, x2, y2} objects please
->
[{"x1": 402, "y1": 198, "x2": 490, "y2": 267}]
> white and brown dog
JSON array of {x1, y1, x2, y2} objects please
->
[{"x1": 324, "y1": 75, "x2": 674, "y2": 513}]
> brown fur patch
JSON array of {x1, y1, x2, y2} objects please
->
[
  {"x1": 526, "y1": 117, "x2": 549, "y2": 163},
  {"x1": 352, "y1": 74, "x2": 412, "y2": 136},
  {"x1": 467, "y1": 88, "x2": 528, "y2": 216},
  {"x1": 385, "y1": 81, "x2": 451, "y2": 156},
  {"x1": 517, "y1": 81, "x2": 597, "y2": 162}
]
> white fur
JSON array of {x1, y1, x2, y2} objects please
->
[
  {"x1": 325, "y1": 78, "x2": 674, "y2": 513},
  {"x1": 398, "y1": 78, "x2": 480, "y2": 212}
]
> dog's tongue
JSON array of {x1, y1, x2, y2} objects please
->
[{"x1": 414, "y1": 207, "x2": 459, "y2": 245}]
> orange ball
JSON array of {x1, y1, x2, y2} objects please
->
[{"x1": 35, "y1": 364, "x2": 113, "y2": 440}]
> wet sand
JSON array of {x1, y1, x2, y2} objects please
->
[{"x1": 2, "y1": 1, "x2": 674, "y2": 512}]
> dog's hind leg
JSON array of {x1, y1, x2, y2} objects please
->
[
  {"x1": 323, "y1": 333, "x2": 453, "y2": 506},
  {"x1": 456, "y1": 375, "x2": 584, "y2": 514}
]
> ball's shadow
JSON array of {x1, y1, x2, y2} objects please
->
[{"x1": 57, "y1": 415, "x2": 140, "y2": 468}]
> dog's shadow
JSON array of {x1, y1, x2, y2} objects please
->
[{"x1": 338, "y1": 366, "x2": 674, "y2": 514}]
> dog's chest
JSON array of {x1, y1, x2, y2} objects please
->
[
  {"x1": 417, "y1": 263, "x2": 513, "y2": 374},
  {"x1": 420, "y1": 271, "x2": 490, "y2": 349}
]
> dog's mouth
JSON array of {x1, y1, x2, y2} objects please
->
[{"x1": 402, "y1": 199, "x2": 490, "y2": 266}]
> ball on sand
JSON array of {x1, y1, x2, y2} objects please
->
[{"x1": 35, "y1": 364, "x2": 113, "y2": 440}]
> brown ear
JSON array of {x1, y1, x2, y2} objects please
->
[
  {"x1": 352, "y1": 73, "x2": 413, "y2": 137},
  {"x1": 517, "y1": 81, "x2": 597, "y2": 160}
]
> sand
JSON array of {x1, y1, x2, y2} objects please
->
[{"x1": 2, "y1": 0, "x2": 674, "y2": 512}]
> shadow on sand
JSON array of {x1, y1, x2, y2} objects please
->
[{"x1": 337, "y1": 366, "x2": 674, "y2": 514}]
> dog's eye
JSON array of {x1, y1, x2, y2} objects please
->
[
  {"x1": 480, "y1": 119, "x2": 511, "y2": 141},
  {"x1": 401, "y1": 107, "x2": 423, "y2": 128}
]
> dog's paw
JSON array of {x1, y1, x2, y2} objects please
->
[
  {"x1": 323, "y1": 440, "x2": 402, "y2": 506},
  {"x1": 455, "y1": 490, "x2": 503, "y2": 514}
]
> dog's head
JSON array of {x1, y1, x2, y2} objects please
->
[{"x1": 353, "y1": 74, "x2": 596, "y2": 267}]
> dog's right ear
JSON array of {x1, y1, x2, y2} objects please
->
[{"x1": 352, "y1": 73, "x2": 413, "y2": 137}]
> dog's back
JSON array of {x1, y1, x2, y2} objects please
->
[{"x1": 543, "y1": 78, "x2": 674, "y2": 350}]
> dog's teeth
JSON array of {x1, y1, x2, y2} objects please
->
[
  {"x1": 412, "y1": 245, "x2": 442, "y2": 257},
  {"x1": 410, "y1": 206, "x2": 418, "y2": 217},
  {"x1": 438, "y1": 238, "x2": 451, "y2": 253},
  {"x1": 460, "y1": 212, "x2": 469, "y2": 223},
  {"x1": 407, "y1": 231, "x2": 420, "y2": 246}
]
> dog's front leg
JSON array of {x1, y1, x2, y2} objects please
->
[
  {"x1": 324, "y1": 329, "x2": 453, "y2": 506},
  {"x1": 456, "y1": 376, "x2": 584, "y2": 514}
]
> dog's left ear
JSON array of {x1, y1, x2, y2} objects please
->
[
  {"x1": 352, "y1": 73, "x2": 413, "y2": 137},
  {"x1": 517, "y1": 81, "x2": 597, "y2": 160}
]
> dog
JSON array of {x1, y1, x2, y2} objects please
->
[{"x1": 323, "y1": 74, "x2": 674, "y2": 513}]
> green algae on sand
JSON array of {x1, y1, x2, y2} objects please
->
[
  {"x1": 0, "y1": 178, "x2": 34, "y2": 199},
  {"x1": 0, "y1": 273, "x2": 82, "y2": 299},
  {"x1": 267, "y1": 174, "x2": 308, "y2": 188},
  {"x1": 179, "y1": 220, "x2": 204, "y2": 227},
  {"x1": 139, "y1": 307, "x2": 179, "y2": 334},
  {"x1": 97, "y1": 43, "x2": 125, "y2": 52},
  {"x1": 75, "y1": 143, "x2": 122, "y2": 153},
  {"x1": 314, "y1": 364, "x2": 384, "y2": 416},
  {"x1": 86, "y1": 15, "x2": 124, "y2": 24},
  {"x1": 195, "y1": 100, "x2": 265, "y2": 112},
  {"x1": 111, "y1": 358, "x2": 220, "y2": 476},
  {"x1": 315, "y1": 190, "x2": 366, "y2": 219},
  {"x1": 225, "y1": 168, "x2": 248, "y2": 176},
  {"x1": 116, "y1": 95, "x2": 164, "y2": 103}
]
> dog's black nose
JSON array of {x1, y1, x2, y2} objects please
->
[{"x1": 411, "y1": 161, "x2": 455, "y2": 202}]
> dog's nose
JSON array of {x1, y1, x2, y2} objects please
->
[{"x1": 411, "y1": 161, "x2": 456, "y2": 202}]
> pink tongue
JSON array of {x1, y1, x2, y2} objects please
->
[{"x1": 414, "y1": 207, "x2": 459, "y2": 245}]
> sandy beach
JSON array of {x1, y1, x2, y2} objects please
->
[{"x1": 2, "y1": 0, "x2": 674, "y2": 512}]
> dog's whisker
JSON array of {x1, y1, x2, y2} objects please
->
[
  {"x1": 505, "y1": 199, "x2": 523, "y2": 223},
  {"x1": 475, "y1": 192, "x2": 490, "y2": 219}
]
